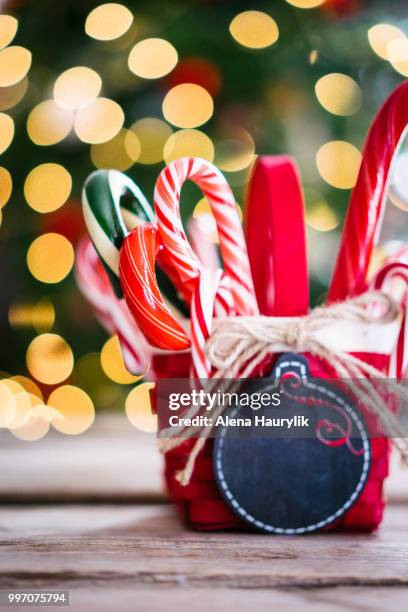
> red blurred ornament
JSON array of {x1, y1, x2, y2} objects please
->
[
  {"x1": 41, "y1": 200, "x2": 85, "y2": 244},
  {"x1": 323, "y1": 0, "x2": 361, "y2": 17},
  {"x1": 168, "y1": 57, "x2": 221, "y2": 96}
]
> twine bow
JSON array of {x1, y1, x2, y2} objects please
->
[{"x1": 160, "y1": 290, "x2": 408, "y2": 486}]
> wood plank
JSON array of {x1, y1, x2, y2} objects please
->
[
  {"x1": 0, "y1": 414, "x2": 406, "y2": 503},
  {"x1": 0, "y1": 505, "x2": 407, "y2": 591}
]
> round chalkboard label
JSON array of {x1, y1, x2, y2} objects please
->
[{"x1": 213, "y1": 354, "x2": 371, "y2": 534}]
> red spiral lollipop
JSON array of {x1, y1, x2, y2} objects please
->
[{"x1": 329, "y1": 81, "x2": 408, "y2": 302}]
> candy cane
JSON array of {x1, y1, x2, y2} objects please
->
[
  {"x1": 154, "y1": 157, "x2": 259, "y2": 316},
  {"x1": 329, "y1": 81, "x2": 408, "y2": 302},
  {"x1": 75, "y1": 237, "x2": 151, "y2": 374},
  {"x1": 371, "y1": 260, "x2": 408, "y2": 379},
  {"x1": 82, "y1": 169, "x2": 187, "y2": 314}
]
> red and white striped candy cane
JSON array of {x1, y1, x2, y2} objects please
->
[
  {"x1": 75, "y1": 237, "x2": 151, "y2": 375},
  {"x1": 155, "y1": 157, "x2": 258, "y2": 317},
  {"x1": 371, "y1": 260, "x2": 408, "y2": 379},
  {"x1": 329, "y1": 81, "x2": 408, "y2": 302}
]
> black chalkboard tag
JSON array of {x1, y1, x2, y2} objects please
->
[{"x1": 213, "y1": 354, "x2": 371, "y2": 534}]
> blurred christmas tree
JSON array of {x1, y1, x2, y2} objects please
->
[{"x1": 0, "y1": 0, "x2": 407, "y2": 420}]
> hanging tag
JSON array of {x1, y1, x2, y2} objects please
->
[{"x1": 213, "y1": 354, "x2": 371, "y2": 534}]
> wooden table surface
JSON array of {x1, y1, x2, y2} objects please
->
[{"x1": 0, "y1": 414, "x2": 407, "y2": 611}]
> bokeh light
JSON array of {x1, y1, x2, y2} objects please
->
[
  {"x1": 27, "y1": 233, "x2": 74, "y2": 284},
  {"x1": 0, "y1": 379, "x2": 16, "y2": 427},
  {"x1": 0, "y1": 167, "x2": 12, "y2": 208},
  {"x1": 54, "y1": 66, "x2": 102, "y2": 110},
  {"x1": 387, "y1": 38, "x2": 408, "y2": 77},
  {"x1": 0, "y1": 76, "x2": 28, "y2": 111},
  {"x1": 130, "y1": 118, "x2": 172, "y2": 164},
  {"x1": 0, "y1": 46, "x2": 31, "y2": 86},
  {"x1": 24, "y1": 163, "x2": 72, "y2": 213},
  {"x1": 10, "y1": 375, "x2": 43, "y2": 401},
  {"x1": 128, "y1": 38, "x2": 178, "y2": 79},
  {"x1": 229, "y1": 11, "x2": 279, "y2": 49},
  {"x1": 315, "y1": 73, "x2": 362, "y2": 116},
  {"x1": 0, "y1": 113, "x2": 14, "y2": 154},
  {"x1": 10, "y1": 395, "x2": 50, "y2": 441},
  {"x1": 307, "y1": 202, "x2": 339, "y2": 231},
  {"x1": 316, "y1": 141, "x2": 362, "y2": 189},
  {"x1": 74, "y1": 97, "x2": 124, "y2": 143},
  {"x1": 162, "y1": 84, "x2": 213, "y2": 128},
  {"x1": 0, "y1": 15, "x2": 18, "y2": 49},
  {"x1": 27, "y1": 100, "x2": 74, "y2": 146},
  {"x1": 214, "y1": 129, "x2": 255, "y2": 172},
  {"x1": 163, "y1": 129, "x2": 214, "y2": 163},
  {"x1": 193, "y1": 197, "x2": 218, "y2": 243},
  {"x1": 90, "y1": 128, "x2": 140, "y2": 170},
  {"x1": 125, "y1": 382, "x2": 157, "y2": 433},
  {"x1": 368, "y1": 23, "x2": 406, "y2": 60},
  {"x1": 48, "y1": 385, "x2": 95, "y2": 435},
  {"x1": 286, "y1": 0, "x2": 325, "y2": 7},
  {"x1": 9, "y1": 298, "x2": 55, "y2": 332},
  {"x1": 100, "y1": 335, "x2": 141, "y2": 384},
  {"x1": 85, "y1": 3, "x2": 133, "y2": 41},
  {"x1": 26, "y1": 333, "x2": 74, "y2": 385}
]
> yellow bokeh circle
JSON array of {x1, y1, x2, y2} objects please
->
[
  {"x1": 91, "y1": 128, "x2": 141, "y2": 170},
  {"x1": 229, "y1": 11, "x2": 279, "y2": 49},
  {"x1": 0, "y1": 76, "x2": 28, "y2": 111},
  {"x1": 125, "y1": 382, "x2": 157, "y2": 433},
  {"x1": 0, "y1": 46, "x2": 31, "y2": 87},
  {"x1": 100, "y1": 335, "x2": 141, "y2": 384},
  {"x1": 0, "y1": 167, "x2": 12, "y2": 208},
  {"x1": 74, "y1": 97, "x2": 124, "y2": 144},
  {"x1": 130, "y1": 118, "x2": 173, "y2": 164},
  {"x1": 27, "y1": 100, "x2": 74, "y2": 146},
  {"x1": 315, "y1": 73, "x2": 362, "y2": 116},
  {"x1": 27, "y1": 233, "x2": 75, "y2": 284},
  {"x1": 316, "y1": 141, "x2": 362, "y2": 189},
  {"x1": 163, "y1": 129, "x2": 214, "y2": 164},
  {"x1": 0, "y1": 113, "x2": 14, "y2": 154},
  {"x1": 0, "y1": 15, "x2": 18, "y2": 49},
  {"x1": 85, "y1": 3, "x2": 133, "y2": 41},
  {"x1": 367, "y1": 24, "x2": 406, "y2": 60},
  {"x1": 24, "y1": 163, "x2": 72, "y2": 213},
  {"x1": 162, "y1": 84, "x2": 213, "y2": 129},
  {"x1": 26, "y1": 333, "x2": 74, "y2": 385},
  {"x1": 48, "y1": 385, "x2": 95, "y2": 435},
  {"x1": 128, "y1": 38, "x2": 178, "y2": 79},
  {"x1": 54, "y1": 66, "x2": 102, "y2": 110}
]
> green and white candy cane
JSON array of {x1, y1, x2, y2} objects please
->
[{"x1": 82, "y1": 170, "x2": 187, "y2": 313}]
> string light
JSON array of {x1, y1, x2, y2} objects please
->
[
  {"x1": 229, "y1": 11, "x2": 279, "y2": 49},
  {"x1": 74, "y1": 97, "x2": 124, "y2": 143},
  {"x1": 130, "y1": 118, "x2": 172, "y2": 164},
  {"x1": 24, "y1": 163, "x2": 72, "y2": 213},
  {"x1": 48, "y1": 385, "x2": 95, "y2": 435},
  {"x1": 26, "y1": 333, "x2": 74, "y2": 385},
  {"x1": 125, "y1": 383, "x2": 157, "y2": 433},
  {"x1": 85, "y1": 3, "x2": 133, "y2": 41},
  {"x1": 163, "y1": 129, "x2": 214, "y2": 164},
  {"x1": 315, "y1": 73, "x2": 362, "y2": 116},
  {"x1": 0, "y1": 46, "x2": 31, "y2": 86},
  {"x1": 27, "y1": 100, "x2": 74, "y2": 146},
  {"x1": 316, "y1": 141, "x2": 362, "y2": 189},
  {"x1": 162, "y1": 84, "x2": 213, "y2": 128},
  {"x1": 0, "y1": 15, "x2": 18, "y2": 49},
  {"x1": 128, "y1": 38, "x2": 178, "y2": 79},
  {"x1": 54, "y1": 66, "x2": 102, "y2": 110},
  {"x1": 0, "y1": 113, "x2": 14, "y2": 154},
  {"x1": 0, "y1": 167, "x2": 12, "y2": 208},
  {"x1": 27, "y1": 233, "x2": 74, "y2": 284}
]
